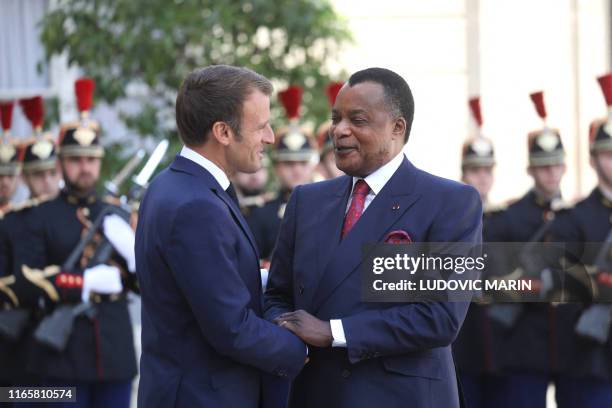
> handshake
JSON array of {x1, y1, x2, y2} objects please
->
[{"x1": 273, "y1": 310, "x2": 334, "y2": 348}]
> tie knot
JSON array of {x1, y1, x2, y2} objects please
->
[{"x1": 353, "y1": 179, "x2": 370, "y2": 196}]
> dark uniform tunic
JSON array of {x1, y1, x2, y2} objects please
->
[
  {"x1": 0, "y1": 203, "x2": 40, "y2": 386},
  {"x1": 454, "y1": 206, "x2": 507, "y2": 375},
  {"x1": 487, "y1": 190, "x2": 557, "y2": 375},
  {"x1": 22, "y1": 189, "x2": 137, "y2": 383},
  {"x1": 247, "y1": 190, "x2": 291, "y2": 261},
  {"x1": 551, "y1": 188, "x2": 612, "y2": 382}
]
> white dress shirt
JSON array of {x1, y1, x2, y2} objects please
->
[
  {"x1": 180, "y1": 146, "x2": 230, "y2": 190},
  {"x1": 331, "y1": 151, "x2": 405, "y2": 347}
]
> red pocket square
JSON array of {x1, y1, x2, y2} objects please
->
[{"x1": 384, "y1": 230, "x2": 412, "y2": 244}]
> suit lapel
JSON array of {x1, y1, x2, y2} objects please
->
[
  {"x1": 310, "y1": 158, "x2": 423, "y2": 312},
  {"x1": 214, "y1": 189, "x2": 261, "y2": 260},
  {"x1": 304, "y1": 177, "x2": 352, "y2": 307},
  {"x1": 170, "y1": 155, "x2": 261, "y2": 261}
]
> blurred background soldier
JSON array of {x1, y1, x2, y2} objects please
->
[
  {"x1": 486, "y1": 91, "x2": 566, "y2": 408},
  {"x1": 453, "y1": 96, "x2": 507, "y2": 408},
  {"x1": 0, "y1": 101, "x2": 23, "y2": 214},
  {"x1": 315, "y1": 82, "x2": 344, "y2": 181},
  {"x1": 13, "y1": 78, "x2": 138, "y2": 408},
  {"x1": 232, "y1": 159, "x2": 274, "y2": 218},
  {"x1": 0, "y1": 99, "x2": 30, "y2": 396},
  {"x1": 247, "y1": 85, "x2": 317, "y2": 263},
  {"x1": 19, "y1": 96, "x2": 61, "y2": 201},
  {"x1": 550, "y1": 73, "x2": 612, "y2": 408}
]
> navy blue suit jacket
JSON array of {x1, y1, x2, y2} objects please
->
[
  {"x1": 265, "y1": 157, "x2": 482, "y2": 408},
  {"x1": 135, "y1": 155, "x2": 306, "y2": 408}
]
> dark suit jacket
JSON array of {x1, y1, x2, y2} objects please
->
[
  {"x1": 265, "y1": 157, "x2": 482, "y2": 408},
  {"x1": 135, "y1": 155, "x2": 306, "y2": 408}
]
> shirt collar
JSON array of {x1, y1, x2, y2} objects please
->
[
  {"x1": 180, "y1": 146, "x2": 230, "y2": 190},
  {"x1": 351, "y1": 151, "x2": 405, "y2": 195}
]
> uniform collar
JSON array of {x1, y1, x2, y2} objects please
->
[
  {"x1": 531, "y1": 188, "x2": 561, "y2": 209},
  {"x1": 61, "y1": 188, "x2": 97, "y2": 206}
]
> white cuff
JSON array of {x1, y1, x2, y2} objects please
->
[{"x1": 330, "y1": 319, "x2": 347, "y2": 347}]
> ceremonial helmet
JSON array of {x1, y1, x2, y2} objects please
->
[
  {"x1": 527, "y1": 91, "x2": 565, "y2": 166},
  {"x1": 461, "y1": 96, "x2": 495, "y2": 168},
  {"x1": 273, "y1": 85, "x2": 316, "y2": 162},
  {"x1": 590, "y1": 73, "x2": 612, "y2": 153},
  {"x1": 0, "y1": 101, "x2": 23, "y2": 176},
  {"x1": 19, "y1": 96, "x2": 58, "y2": 173},
  {"x1": 58, "y1": 77, "x2": 104, "y2": 158}
]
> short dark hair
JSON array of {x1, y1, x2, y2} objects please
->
[
  {"x1": 348, "y1": 67, "x2": 415, "y2": 142},
  {"x1": 176, "y1": 65, "x2": 273, "y2": 146}
]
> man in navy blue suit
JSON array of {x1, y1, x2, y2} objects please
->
[
  {"x1": 266, "y1": 68, "x2": 482, "y2": 408},
  {"x1": 135, "y1": 65, "x2": 307, "y2": 407}
]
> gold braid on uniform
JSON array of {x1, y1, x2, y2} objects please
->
[
  {"x1": 0, "y1": 275, "x2": 19, "y2": 307},
  {"x1": 21, "y1": 265, "x2": 61, "y2": 303}
]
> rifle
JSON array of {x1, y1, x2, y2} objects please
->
[
  {"x1": 574, "y1": 227, "x2": 612, "y2": 344},
  {"x1": 487, "y1": 212, "x2": 557, "y2": 329},
  {"x1": 34, "y1": 140, "x2": 168, "y2": 351}
]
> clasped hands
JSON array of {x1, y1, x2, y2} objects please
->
[{"x1": 274, "y1": 309, "x2": 333, "y2": 348}]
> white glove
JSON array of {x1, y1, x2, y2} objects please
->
[
  {"x1": 260, "y1": 268, "x2": 269, "y2": 290},
  {"x1": 81, "y1": 264, "x2": 123, "y2": 303},
  {"x1": 103, "y1": 214, "x2": 136, "y2": 273}
]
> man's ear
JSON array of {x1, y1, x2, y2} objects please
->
[
  {"x1": 393, "y1": 117, "x2": 407, "y2": 140},
  {"x1": 393, "y1": 117, "x2": 406, "y2": 141},
  {"x1": 589, "y1": 154, "x2": 596, "y2": 170},
  {"x1": 211, "y1": 121, "x2": 232, "y2": 146}
]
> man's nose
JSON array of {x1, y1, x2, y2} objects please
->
[
  {"x1": 332, "y1": 121, "x2": 350, "y2": 139},
  {"x1": 262, "y1": 126, "x2": 275, "y2": 145}
]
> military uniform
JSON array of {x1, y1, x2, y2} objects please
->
[
  {"x1": 0, "y1": 198, "x2": 50, "y2": 391},
  {"x1": 9, "y1": 78, "x2": 137, "y2": 407},
  {"x1": 549, "y1": 72, "x2": 612, "y2": 408},
  {"x1": 481, "y1": 91, "x2": 566, "y2": 408},
  {"x1": 453, "y1": 96, "x2": 511, "y2": 407},
  {"x1": 22, "y1": 189, "x2": 137, "y2": 384},
  {"x1": 247, "y1": 190, "x2": 292, "y2": 261},
  {"x1": 0, "y1": 100, "x2": 29, "y2": 394}
]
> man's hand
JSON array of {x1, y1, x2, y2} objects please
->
[{"x1": 274, "y1": 310, "x2": 333, "y2": 347}]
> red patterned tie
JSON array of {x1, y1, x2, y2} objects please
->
[{"x1": 341, "y1": 179, "x2": 371, "y2": 238}]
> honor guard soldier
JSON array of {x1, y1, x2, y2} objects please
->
[
  {"x1": 453, "y1": 96, "x2": 510, "y2": 408},
  {"x1": 485, "y1": 91, "x2": 567, "y2": 408},
  {"x1": 19, "y1": 96, "x2": 60, "y2": 200},
  {"x1": 12, "y1": 78, "x2": 138, "y2": 407},
  {"x1": 246, "y1": 85, "x2": 317, "y2": 262},
  {"x1": 0, "y1": 100, "x2": 32, "y2": 392},
  {"x1": 550, "y1": 72, "x2": 612, "y2": 407},
  {"x1": 232, "y1": 159, "x2": 274, "y2": 218},
  {"x1": 315, "y1": 82, "x2": 344, "y2": 181}
]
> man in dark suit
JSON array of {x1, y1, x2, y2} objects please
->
[
  {"x1": 135, "y1": 65, "x2": 307, "y2": 408},
  {"x1": 266, "y1": 67, "x2": 482, "y2": 408}
]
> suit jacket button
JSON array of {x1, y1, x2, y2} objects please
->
[
  {"x1": 298, "y1": 284, "x2": 304, "y2": 295},
  {"x1": 341, "y1": 369, "x2": 350, "y2": 378}
]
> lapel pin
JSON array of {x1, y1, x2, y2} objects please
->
[{"x1": 392, "y1": 204, "x2": 400, "y2": 211}]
